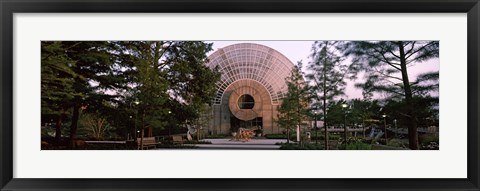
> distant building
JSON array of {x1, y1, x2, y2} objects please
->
[
  {"x1": 310, "y1": 121, "x2": 325, "y2": 128},
  {"x1": 206, "y1": 43, "x2": 295, "y2": 135}
]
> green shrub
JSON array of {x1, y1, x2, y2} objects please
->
[
  {"x1": 339, "y1": 137, "x2": 364, "y2": 145},
  {"x1": 387, "y1": 139, "x2": 407, "y2": 148},
  {"x1": 419, "y1": 134, "x2": 439, "y2": 145},
  {"x1": 309, "y1": 134, "x2": 341, "y2": 141},
  {"x1": 327, "y1": 134, "x2": 341, "y2": 140},
  {"x1": 279, "y1": 143, "x2": 324, "y2": 150},
  {"x1": 41, "y1": 127, "x2": 55, "y2": 138},
  {"x1": 302, "y1": 143, "x2": 324, "y2": 150},
  {"x1": 338, "y1": 142, "x2": 372, "y2": 150},
  {"x1": 289, "y1": 134, "x2": 297, "y2": 141},
  {"x1": 420, "y1": 142, "x2": 439, "y2": 150},
  {"x1": 419, "y1": 134, "x2": 439, "y2": 150},
  {"x1": 279, "y1": 143, "x2": 296, "y2": 150}
]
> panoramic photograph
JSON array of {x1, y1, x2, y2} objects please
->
[{"x1": 41, "y1": 41, "x2": 439, "y2": 150}]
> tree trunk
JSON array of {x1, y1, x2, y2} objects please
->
[
  {"x1": 286, "y1": 115, "x2": 290, "y2": 144},
  {"x1": 140, "y1": 111, "x2": 145, "y2": 150},
  {"x1": 286, "y1": 128, "x2": 290, "y2": 144},
  {"x1": 54, "y1": 108, "x2": 64, "y2": 145},
  {"x1": 197, "y1": 128, "x2": 200, "y2": 141},
  {"x1": 148, "y1": 127, "x2": 153, "y2": 137},
  {"x1": 54, "y1": 117, "x2": 62, "y2": 144},
  {"x1": 297, "y1": 101, "x2": 302, "y2": 146},
  {"x1": 344, "y1": 112, "x2": 347, "y2": 142},
  {"x1": 323, "y1": 54, "x2": 329, "y2": 150},
  {"x1": 362, "y1": 119, "x2": 366, "y2": 138},
  {"x1": 69, "y1": 104, "x2": 80, "y2": 149},
  {"x1": 398, "y1": 41, "x2": 419, "y2": 150}
]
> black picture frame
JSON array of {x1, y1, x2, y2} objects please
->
[{"x1": 1, "y1": 0, "x2": 479, "y2": 190}]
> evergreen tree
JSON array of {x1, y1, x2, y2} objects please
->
[
  {"x1": 41, "y1": 41, "x2": 221, "y2": 149},
  {"x1": 277, "y1": 63, "x2": 310, "y2": 144},
  {"x1": 349, "y1": 99, "x2": 381, "y2": 136},
  {"x1": 41, "y1": 42, "x2": 78, "y2": 143},
  {"x1": 340, "y1": 41, "x2": 439, "y2": 149},
  {"x1": 115, "y1": 41, "x2": 220, "y2": 148},
  {"x1": 163, "y1": 41, "x2": 221, "y2": 122},
  {"x1": 64, "y1": 41, "x2": 123, "y2": 148},
  {"x1": 305, "y1": 41, "x2": 348, "y2": 149}
]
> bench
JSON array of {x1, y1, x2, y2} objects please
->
[
  {"x1": 172, "y1": 135, "x2": 185, "y2": 144},
  {"x1": 137, "y1": 137, "x2": 160, "y2": 149}
]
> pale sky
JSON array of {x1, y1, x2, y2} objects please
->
[{"x1": 207, "y1": 41, "x2": 440, "y2": 100}]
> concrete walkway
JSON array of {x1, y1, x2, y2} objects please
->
[{"x1": 191, "y1": 138, "x2": 290, "y2": 150}]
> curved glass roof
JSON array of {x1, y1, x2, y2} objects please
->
[{"x1": 207, "y1": 43, "x2": 295, "y2": 105}]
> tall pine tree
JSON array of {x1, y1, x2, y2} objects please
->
[
  {"x1": 306, "y1": 41, "x2": 348, "y2": 150},
  {"x1": 340, "y1": 41, "x2": 439, "y2": 149},
  {"x1": 62, "y1": 41, "x2": 121, "y2": 148},
  {"x1": 41, "y1": 42, "x2": 79, "y2": 144}
]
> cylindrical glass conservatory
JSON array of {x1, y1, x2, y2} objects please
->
[{"x1": 206, "y1": 43, "x2": 295, "y2": 135}]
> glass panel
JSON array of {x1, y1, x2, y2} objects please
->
[{"x1": 238, "y1": 94, "x2": 255, "y2": 109}]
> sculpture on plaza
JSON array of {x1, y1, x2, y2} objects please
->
[
  {"x1": 186, "y1": 123, "x2": 197, "y2": 141},
  {"x1": 232, "y1": 127, "x2": 259, "y2": 142}
]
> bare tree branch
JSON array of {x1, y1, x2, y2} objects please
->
[
  {"x1": 404, "y1": 41, "x2": 416, "y2": 56},
  {"x1": 405, "y1": 41, "x2": 435, "y2": 61}
]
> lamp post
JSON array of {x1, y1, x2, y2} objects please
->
[
  {"x1": 342, "y1": 103, "x2": 348, "y2": 142},
  {"x1": 382, "y1": 114, "x2": 387, "y2": 144},
  {"x1": 393, "y1": 119, "x2": 397, "y2": 138},
  {"x1": 167, "y1": 110, "x2": 172, "y2": 136},
  {"x1": 132, "y1": 100, "x2": 139, "y2": 141},
  {"x1": 129, "y1": 115, "x2": 133, "y2": 140}
]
